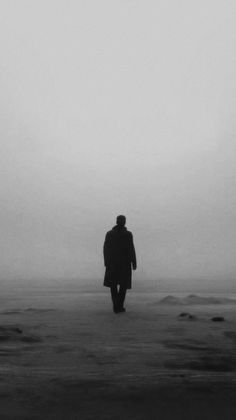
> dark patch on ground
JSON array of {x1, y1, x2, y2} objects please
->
[
  {"x1": 0, "y1": 310, "x2": 23, "y2": 315},
  {"x1": 25, "y1": 308, "x2": 55, "y2": 313},
  {"x1": 120, "y1": 336, "x2": 135, "y2": 342},
  {"x1": 159, "y1": 294, "x2": 236, "y2": 305},
  {"x1": 165, "y1": 353, "x2": 236, "y2": 372},
  {"x1": 0, "y1": 348, "x2": 22, "y2": 356},
  {"x1": 33, "y1": 378, "x2": 236, "y2": 420},
  {"x1": 165, "y1": 326, "x2": 186, "y2": 334},
  {"x1": 0, "y1": 325, "x2": 42, "y2": 347},
  {"x1": 189, "y1": 355, "x2": 234, "y2": 372},
  {"x1": 211, "y1": 316, "x2": 225, "y2": 322},
  {"x1": 55, "y1": 345, "x2": 70, "y2": 353},
  {"x1": 0, "y1": 308, "x2": 55, "y2": 315},
  {"x1": 162, "y1": 339, "x2": 213, "y2": 351},
  {"x1": 178, "y1": 312, "x2": 197, "y2": 320},
  {"x1": 162, "y1": 337, "x2": 236, "y2": 372},
  {"x1": 21, "y1": 336, "x2": 42, "y2": 343},
  {"x1": 224, "y1": 331, "x2": 236, "y2": 341},
  {"x1": 0, "y1": 326, "x2": 23, "y2": 341}
]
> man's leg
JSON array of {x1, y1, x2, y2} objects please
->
[
  {"x1": 118, "y1": 285, "x2": 127, "y2": 311},
  {"x1": 110, "y1": 285, "x2": 119, "y2": 312}
]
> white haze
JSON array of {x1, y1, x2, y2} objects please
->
[{"x1": 0, "y1": 1, "x2": 236, "y2": 288}]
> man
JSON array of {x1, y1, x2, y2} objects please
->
[{"x1": 103, "y1": 215, "x2": 137, "y2": 313}]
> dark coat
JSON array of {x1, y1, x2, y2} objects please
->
[{"x1": 103, "y1": 225, "x2": 136, "y2": 289}]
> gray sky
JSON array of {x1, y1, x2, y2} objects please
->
[{"x1": 1, "y1": 1, "x2": 236, "y2": 286}]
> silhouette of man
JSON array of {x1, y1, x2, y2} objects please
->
[{"x1": 103, "y1": 215, "x2": 137, "y2": 313}]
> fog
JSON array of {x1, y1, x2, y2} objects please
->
[{"x1": 0, "y1": 1, "x2": 236, "y2": 287}]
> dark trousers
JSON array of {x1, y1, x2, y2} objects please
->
[{"x1": 110, "y1": 284, "x2": 127, "y2": 310}]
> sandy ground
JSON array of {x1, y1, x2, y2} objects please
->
[{"x1": 0, "y1": 282, "x2": 236, "y2": 419}]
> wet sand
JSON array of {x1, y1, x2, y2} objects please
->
[{"x1": 0, "y1": 282, "x2": 235, "y2": 419}]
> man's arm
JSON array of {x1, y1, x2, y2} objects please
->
[
  {"x1": 129, "y1": 233, "x2": 137, "y2": 270},
  {"x1": 103, "y1": 232, "x2": 110, "y2": 267}
]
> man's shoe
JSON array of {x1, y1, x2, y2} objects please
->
[
  {"x1": 118, "y1": 307, "x2": 126, "y2": 313},
  {"x1": 113, "y1": 306, "x2": 126, "y2": 313}
]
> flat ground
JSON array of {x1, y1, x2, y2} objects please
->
[{"x1": 0, "y1": 281, "x2": 235, "y2": 419}]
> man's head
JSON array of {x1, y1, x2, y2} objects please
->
[{"x1": 116, "y1": 215, "x2": 126, "y2": 227}]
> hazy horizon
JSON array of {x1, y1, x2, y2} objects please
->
[{"x1": 1, "y1": 1, "x2": 236, "y2": 287}]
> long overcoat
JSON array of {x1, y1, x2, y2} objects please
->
[{"x1": 103, "y1": 225, "x2": 136, "y2": 289}]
